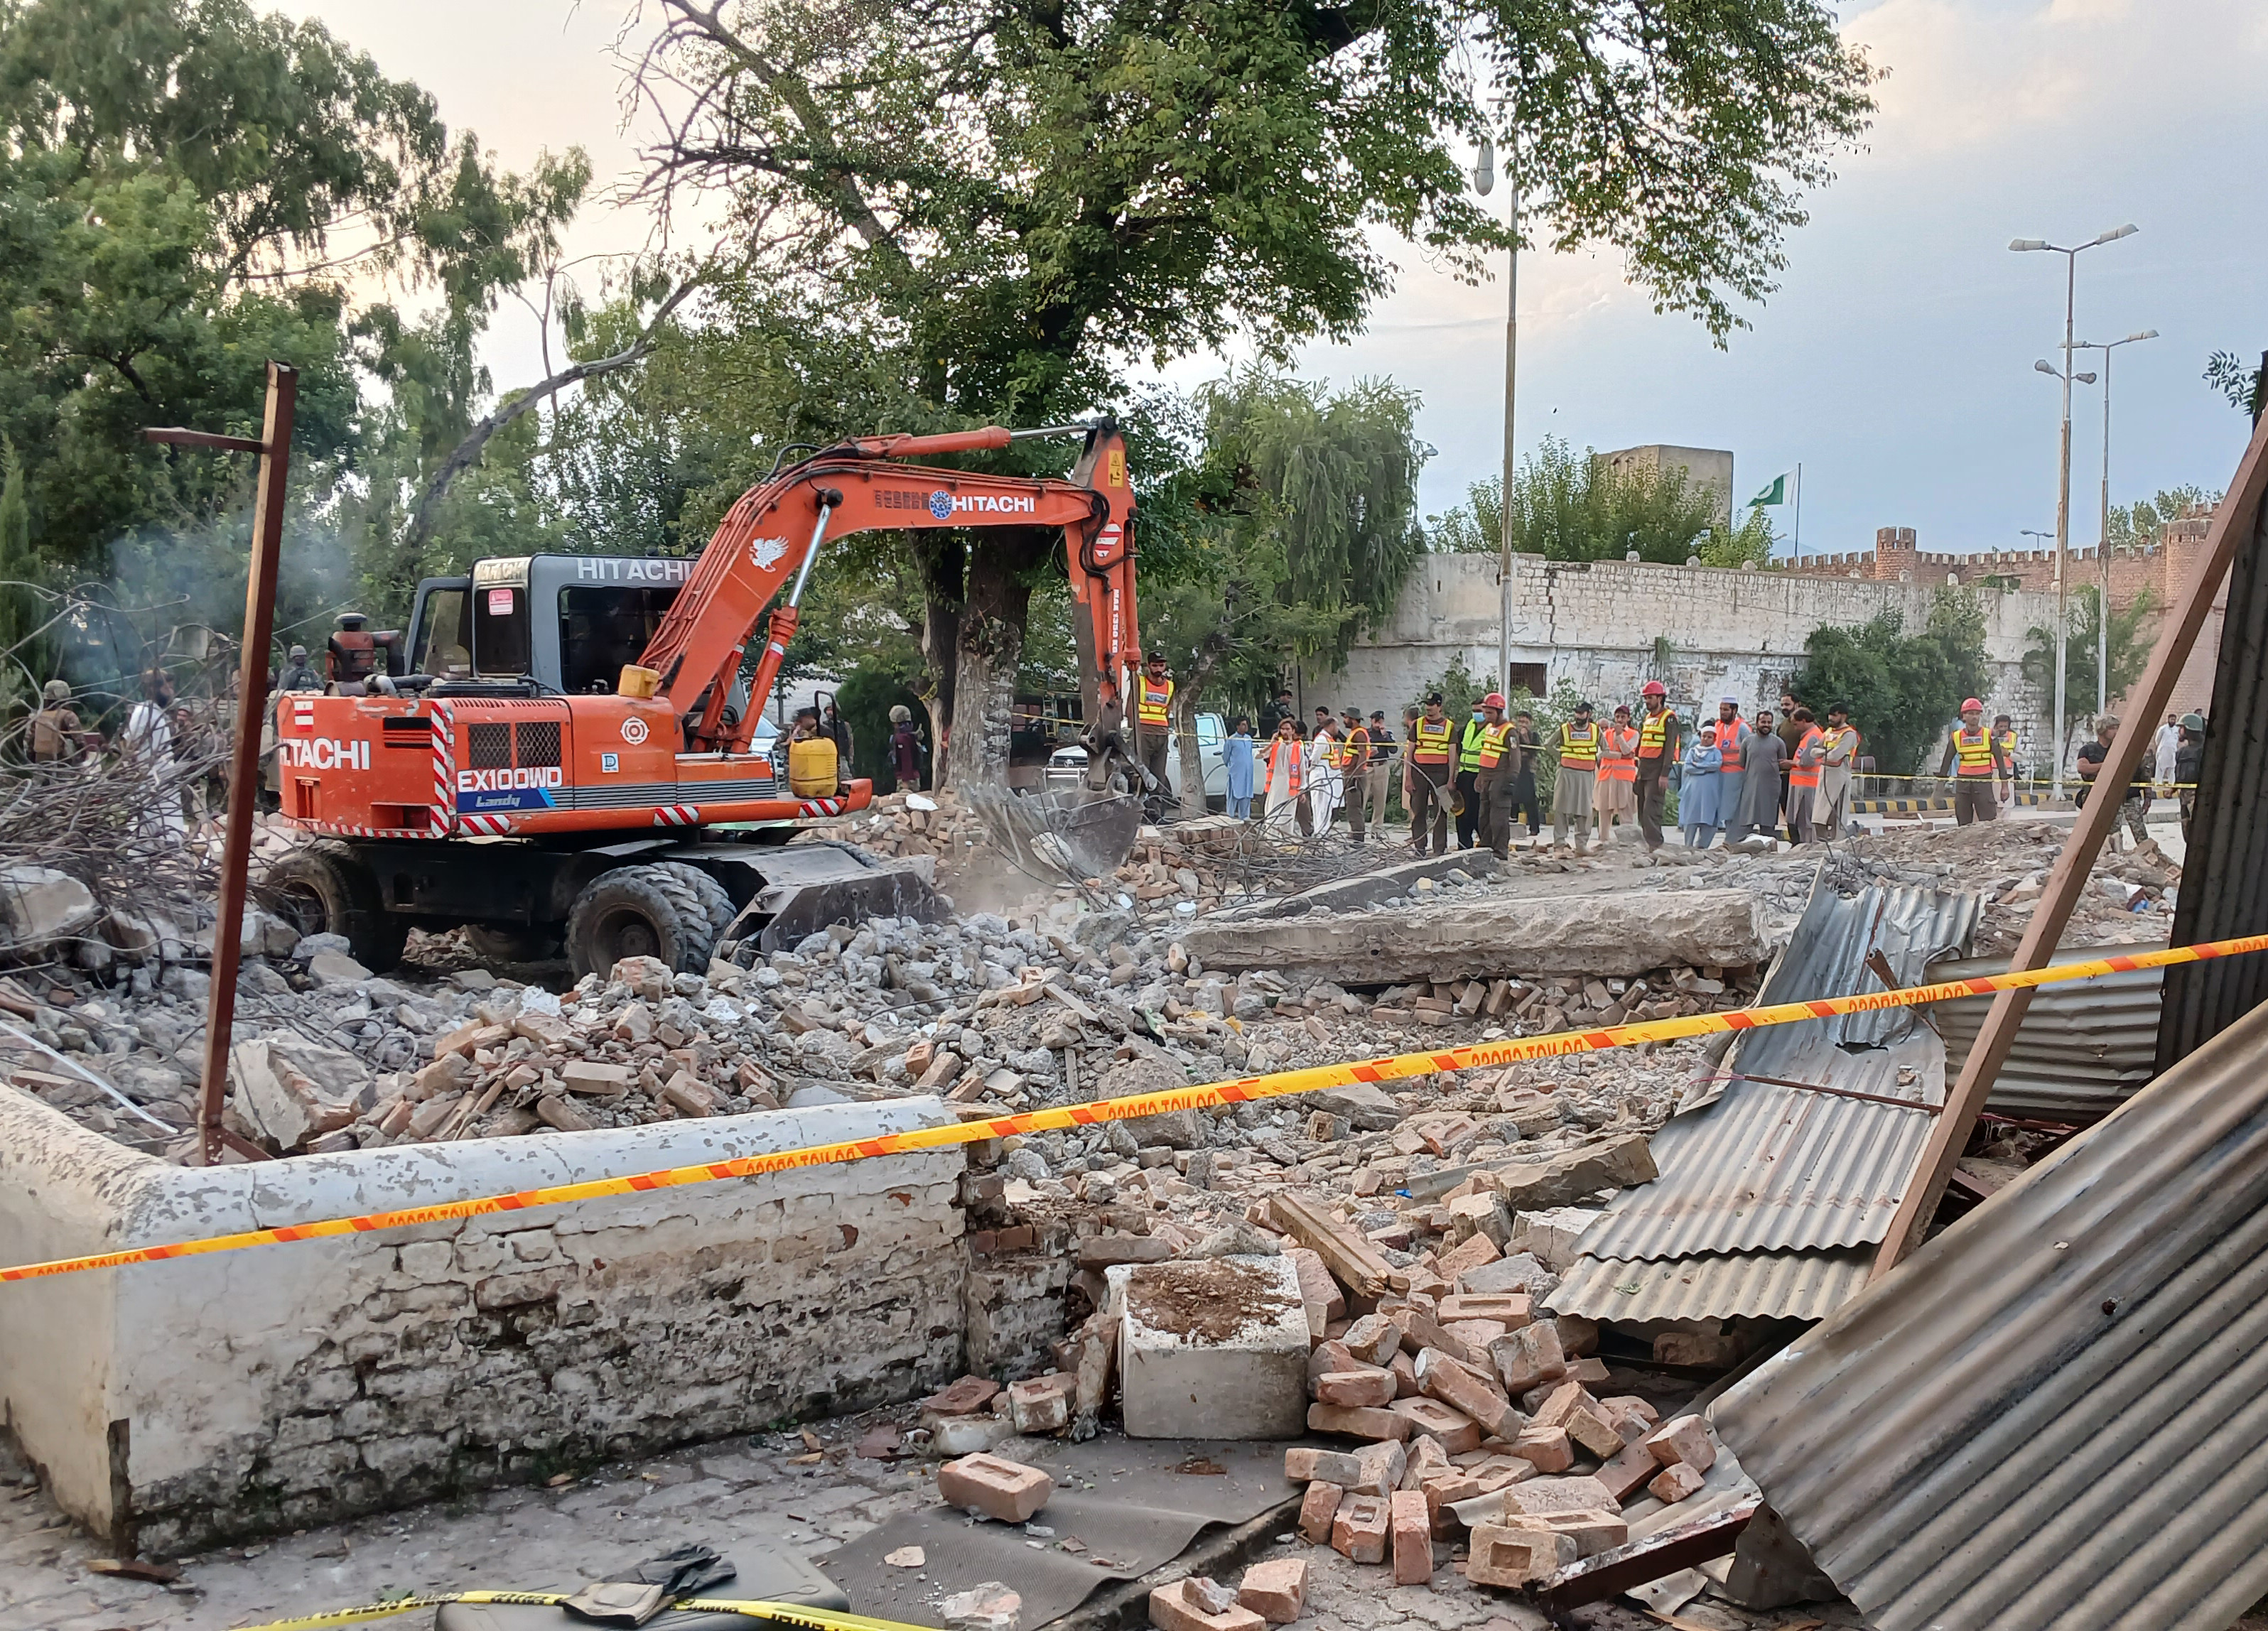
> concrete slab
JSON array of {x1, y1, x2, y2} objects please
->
[{"x1": 1108, "y1": 1257, "x2": 1310, "y2": 1440}]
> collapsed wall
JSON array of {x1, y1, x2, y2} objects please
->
[{"x1": 0, "y1": 1088, "x2": 966, "y2": 1556}]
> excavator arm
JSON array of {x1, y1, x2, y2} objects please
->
[{"x1": 637, "y1": 421, "x2": 1139, "y2": 753}]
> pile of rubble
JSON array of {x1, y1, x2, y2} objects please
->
[{"x1": 825, "y1": 789, "x2": 988, "y2": 874}]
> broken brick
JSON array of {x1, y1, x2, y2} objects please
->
[
  {"x1": 1148, "y1": 1578, "x2": 1265, "y2": 1631},
  {"x1": 1007, "y1": 1375, "x2": 1071, "y2": 1435},
  {"x1": 1331, "y1": 1494, "x2": 1390, "y2": 1564},
  {"x1": 1314, "y1": 1368, "x2": 1396, "y2": 1408},
  {"x1": 1596, "y1": 1439, "x2": 1663, "y2": 1503},
  {"x1": 1390, "y1": 1396, "x2": 1481, "y2": 1456},
  {"x1": 1528, "y1": 1507, "x2": 1629, "y2": 1557},
  {"x1": 1390, "y1": 1488, "x2": 1433, "y2": 1584},
  {"x1": 1308, "y1": 1403, "x2": 1411, "y2": 1441},
  {"x1": 1490, "y1": 1321, "x2": 1567, "y2": 1394},
  {"x1": 924, "y1": 1375, "x2": 1003, "y2": 1416},
  {"x1": 1297, "y1": 1481, "x2": 1344, "y2": 1544},
  {"x1": 1284, "y1": 1447, "x2": 1365, "y2": 1486},
  {"x1": 1564, "y1": 1405, "x2": 1625, "y2": 1461},
  {"x1": 1342, "y1": 1313, "x2": 1401, "y2": 1367},
  {"x1": 1413, "y1": 1348, "x2": 1521, "y2": 1440},
  {"x1": 1511, "y1": 1425, "x2": 1573, "y2": 1474},
  {"x1": 1648, "y1": 1461, "x2": 1706, "y2": 1505},
  {"x1": 937, "y1": 1452, "x2": 1053, "y2": 1522},
  {"x1": 1236, "y1": 1558, "x2": 1307, "y2": 1625},
  {"x1": 1349, "y1": 1438, "x2": 1408, "y2": 1497},
  {"x1": 1465, "y1": 1523, "x2": 1576, "y2": 1588},
  {"x1": 1644, "y1": 1414, "x2": 1717, "y2": 1474}
]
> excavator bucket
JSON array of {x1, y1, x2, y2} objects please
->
[{"x1": 969, "y1": 787, "x2": 1145, "y2": 884}]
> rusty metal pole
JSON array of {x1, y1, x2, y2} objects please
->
[{"x1": 146, "y1": 362, "x2": 296, "y2": 1165}]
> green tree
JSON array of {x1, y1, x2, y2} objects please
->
[
  {"x1": 1426, "y1": 439, "x2": 1774, "y2": 566},
  {"x1": 2206, "y1": 350, "x2": 2267, "y2": 421},
  {"x1": 1793, "y1": 586, "x2": 1989, "y2": 775},
  {"x1": 0, "y1": 436, "x2": 38, "y2": 701},
  {"x1": 631, "y1": 0, "x2": 1875, "y2": 786},
  {"x1": 2105, "y1": 485, "x2": 2219, "y2": 548},
  {"x1": 2021, "y1": 583, "x2": 2160, "y2": 759}
]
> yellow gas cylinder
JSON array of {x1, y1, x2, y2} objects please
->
[{"x1": 788, "y1": 736, "x2": 839, "y2": 797}]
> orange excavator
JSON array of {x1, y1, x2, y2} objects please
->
[{"x1": 266, "y1": 421, "x2": 1140, "y2": 975}]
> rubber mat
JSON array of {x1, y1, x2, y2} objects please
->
[{"x1": 825, "y1": 1436, "x2": 1307, "y2": 1628}]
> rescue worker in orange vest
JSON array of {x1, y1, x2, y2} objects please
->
[
  {"x1": 1934, "y1": 696, "x2": 2008, "y2": 825},
  {"x1": 1406, "y1": 693, "x2": 1457, "y2": 857},
  {"x1": 1471, "y1": 692, "x2": 1522, "y2": 860},
  {"x1": 1632, "y1": 680, "x2": 1684, "y2": 851},
  {"x1": 1260, "y1": 714, "x2": 1305, "y2": 833},
  {"x1": 1135, "y1": 650, "x2": 1174, "y2": 796},
  {"x1": 1338, "y1": 708, "x2": 1372, "y2": 841},
  {"x1": 1713, "y1": 696, "x2": 1754, "y2": 844},
  {"x1": 1785, "y1": 706, "x2": 1824, "y2": 842},
  {"x1": 1551, "y1": 700, "x2": 1599, "y2": 852},
  {"x1": 1594, "y1": 703, "x2": 1638, "y2": 840}
]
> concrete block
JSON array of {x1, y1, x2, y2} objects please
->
[
  {"x1": 1111, "y1": 1257, "x2": 1310, "y2": 1440},
  {"x1": 937, "y1": 1453, "x2": 1054, "y2": 1522},
  {"x1": 1331, "y1": 1493, "x2": 1390, "y2": 1564},
  {"x1": 1648, "y1": 1461, "x2": 1706, "y2": 1504},
  {"x1": 1390, "y1": 1489, "x2": 1433, "y2": 1583},
  {"x1": 1236, "y1": 1557, "x2": 1307, "y2": 1625},
  {"x1": 1466, "y1": 1523, "x2": 1575, "y2": 1588},
  {"x1": 1645, "y1": 1414, "x2": 1717, "y2": 1473},
  {"x1": 1297, "y1": 1481, "x2": 1343, "y2": 1543}
]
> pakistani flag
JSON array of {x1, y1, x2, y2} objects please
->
[{"x1": 1748, "y1": 472, "x2": 1793, "y2": 508}]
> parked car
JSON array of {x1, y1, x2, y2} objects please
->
[{"x1": 1046, "y1": 711, "x2": 1229, "y2": 806}]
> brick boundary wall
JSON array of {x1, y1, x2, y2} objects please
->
[{"x1": 0, "y1": 1087, "x2": 965, "y2": 1556}]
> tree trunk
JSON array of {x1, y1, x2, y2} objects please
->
[
  {"x1": 1171, "y1": 644, "x2": 1226, "y2": 820},
  {"x1": 942, "y1": 531, "x2": 1051, "y2": 792},
  {"x1": 913, "y1": 532, "x2": 964, "y2": 789}
]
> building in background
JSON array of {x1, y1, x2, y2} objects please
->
[{"x1": 1595, "y1": 445, "x2": 1737, "y2": 524}]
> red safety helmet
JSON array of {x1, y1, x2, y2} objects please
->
[
  {"x1": 1641, "y1": 680, "x2": 1667, "y2": 698},
  {"x1": 1960, "y1": 696, "x2": 1983, "y2": 712},
  {"x1": 1481, "y1": 691, "x2": 1508, "y2": 710}
]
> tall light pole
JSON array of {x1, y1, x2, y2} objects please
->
[
  {"x1": 2012, "y1": 223, "x2": 2136, "y2": 796},
  {"x1": 2075, "y1": 329, "x2": 2159, "y2": 717},
  {"x1": 1472, "y1": 126, "x2": 1516, "y2": 696}
]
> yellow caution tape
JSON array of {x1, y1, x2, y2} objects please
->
[
  {"x1": 225, "y1": 1591, "x2": 937, "y2": 1631},
  {"x1": 8, "y1": 933, "x2": 2262, "y2": 1286}
]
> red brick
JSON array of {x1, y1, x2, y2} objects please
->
[
  {"x1": 1503, "y1": 1475, "x2": 1617, "y2": 1517},
  {"x1": 1297, "y1": 1481, "x2": 1344, "y2": 1543},
  {"x1": 1421, "y1": 1472, "x2": 1483, "y2": 1537},
  {"x1": 1554, "y1": 1313, "x2": 1601, "y2": 1357},
  {"x1": 1529, "y1": 1507, "x2": 1629, "y2": 1557},
  {"x1": 1331, "y1": 1494, "x2": 1390, "y2": 1564},
  {"x1": 1341, "y1": 1313, "x2": 1401, "y2": 1366},
  {"x1": 1388, "y1": 1350, "x2": 1421, "y2": 1399},
  {"x1": 1008, "y1": 1375, "x2": 1071, "y2": 1434},
  {"x1": 1564, "y1": 1405, "x2": 1624, "y2": 1461},
  {"x1": 1307, "y1": 1403, "x2": 1411, "y2": 1441},
  {"x1": 1530, "y1": 1381, "x2": 1599, "y2": 1433},
  {"x1": 1314, "y1": 1367, "x2": 1396, "y2": 1408},
  {"x1": 1469, "y1": 1453, "x2": 1539, "y2": 1493},
  {"x1": 1595, "y1": 1440, "x2": 1661, "y2": 1503},
  {"x1": 1437, "y1": 1293, "x2": 1530, "y2": 1327},
  {"x1": 1436, "y1": 1230, "x2": 1501, "y2": 1281},
  {"x1": 1148, "y1": 1577, "x2": 1265, "y2": 1631},
  {"x1": 1236, "y1": 1558, "x2": 1307, "y2": 1625},
  {"x1": 1600, "y1": 1394, "x2": 1659, "y2": 1429},
  {"x1": 1511, "y1": 1426, "x2": 1573, "y2": 1473},
  {"x1": 923, "y1": 1375, "x2": 1002, "y2": 1416},
  {"x1": 1390, "y1": 1397, "x2": 1481, "y2": 1456},
  {"x1": 1648, "y1": 1461, "x2": 1706, "y2": 1505},
  {"x1": 1305, "y1": 1339, "x2": 1359, "y2": 1384},
  {"x1": 1390, "y1": 1489, "x2": 1433, "y2": 1584},
  {"x1": 1464, "y1": 1523, "x2": 1575, "y2": 1588},
  {"x1": 936, "y1": 1452, "x2": 1054, "y2": 1522},
  {"x1": 1349, "y1": 1438, "x2": 1407, "y2": 1496},
  {"x1": 1491, "y1": 1323, "x2": 1567, "y2": 1393},
  {"x1": 1414, "y1": 1348, "x2": 1520, "y2": 1439},
  {"x1": 1285, "y1": 1446, "x2": 1364, "y2": 1486},
  {"x1": 1644, "y1": 1414, "x2": 1717, "y2": 1474},
  {"x1": 1401, "y1": 1433, "x2": 1452, "y2": 1488}
]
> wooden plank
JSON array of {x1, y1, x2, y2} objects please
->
[
  {"x1": 1270, "y1": 1193, "x2": 1393, "y2": 1298},
  {"x1": 1534, "y1": 1495, "x2": 1760, "y2": 1613},
  {"x1": 1873, "y1": 409, "x2": 2268, "y2": 1281}
]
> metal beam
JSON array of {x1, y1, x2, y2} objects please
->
[{"x1": 1871, "y1": 409, "x2": 2268, "y2": 1280}]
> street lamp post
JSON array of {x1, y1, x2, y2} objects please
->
[
  {"x1": 2075, "y1": 329, "x2": 2159, "y2": 717},
  {"x1": 1472, "y1": 127, "x2": 1516, "y2": 698},
  {"x1": 2012, "y1": 224, "x2": 2136, "y2": 797}
]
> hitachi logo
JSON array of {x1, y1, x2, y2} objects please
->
[{"x1": 279, "y1": 737, "x2": 369, "y2": 771}]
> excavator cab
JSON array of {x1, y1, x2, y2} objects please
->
[{"x1": 404, "y1": 556, "x2": 698, "y2": 693}]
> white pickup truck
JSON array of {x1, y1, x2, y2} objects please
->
[{"x1": 1044, "y1": 710, "x2": 1231, "y2": 804}]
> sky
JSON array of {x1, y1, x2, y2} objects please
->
[{"x1": 276, "y1": 0, "x2": 2268, "y2": 559}]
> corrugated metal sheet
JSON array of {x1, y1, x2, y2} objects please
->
[
  {"x1": 1711, "y1": 995, "x2": 2268, "y2": 1631},
  {"x1": 1930, "y1": 945, "x2": 2164, "y2": 1121},
  {"x1": 1550, "y1": 1247, "x2": 1870, "y2": 1325},
  {"x1": 1579, "y1": 882, "x2": 1975, "y2": 1265}
]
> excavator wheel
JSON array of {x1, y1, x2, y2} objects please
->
[
  {"x1": 264, "y1": 841, "x2": 409, "y2": 973},
  {"x1": 650, "y1": 862, "x2": 737, "y2": 941},
  {"x1": 564, "y1": 864, "x2": 718, "y2": 979}
]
